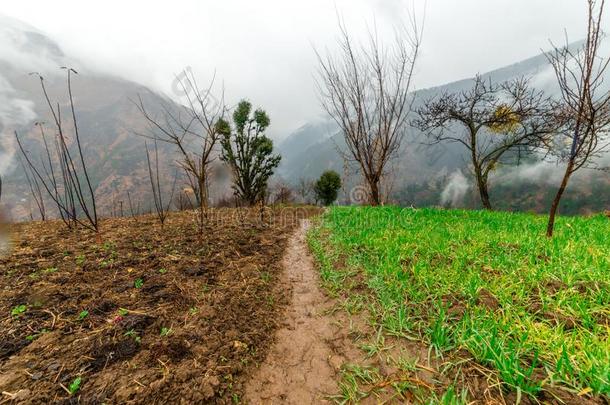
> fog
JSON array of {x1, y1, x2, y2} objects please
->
[
  {"x1": 0, "y1": 0, "x2": 587, "y2": 139},
  {"x1": 0, "y1": 1, "x2": 604, "y2": 213},
  {"x1": 0, "y1": 77, "x2": 36, "y2": 177},
  {"x1": 441, "y1": 170, "x2": 470, "y2": 207}
]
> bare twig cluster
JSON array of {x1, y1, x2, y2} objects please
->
[
  {"x1": 414, "y1": 76, "x2": 557, "y2": 209},
  {"x1": 316, "y1": 16, "x2": 422, "y2": 205},
  {"x1": 20, "y1": 155, "x2": 46, "y2": 221},
  {"x1": 15, "y1": 69, "x2": 99, "y2": 231},
  {"x1": 135, "y1": 70, "x2": 225, "y2": 232},
  {"x1": 544, "y1": 0, "x2": 610, "y2": 236},
  {"x1": 145, "y1": 140, "x2": 177, "y2": 226}
]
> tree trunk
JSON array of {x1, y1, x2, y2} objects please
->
[
  {"x1": 369, "y1": 179, "x2": 381, "y2": 206},
  {"x1": 546, "y1": 161, "x2": 573, "y2": 237},
  {"x1": 479, "y1": 183, "x2": 492, "y2": 210},
  {"x1": 474, "y1": 168, "x2": 492, "y2": 210},
  {"x1": 197, "y1": 176, "x2": 208, "y2": 235}
]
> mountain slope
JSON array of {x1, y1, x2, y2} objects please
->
[
  {"x1": 277, "y1": 46, "x2": 609, "y2": 213},
  {"x1": 0, "y1": 15, "x2": 180, "y2": 220},
  {"x1": 1, "y1": 16, "x2": 606, "y2": 218}
]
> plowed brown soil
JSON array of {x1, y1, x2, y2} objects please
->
[
  {"x1": 244, "y1": 220, "x2": 369, "y2": 404},
  {"x1": 0, "y1": 207, "x2": 318, "y2": 404}
]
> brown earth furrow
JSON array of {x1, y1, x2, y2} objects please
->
[{"x1": 245, "y1": 220, "x2": 361, "y2": 404}]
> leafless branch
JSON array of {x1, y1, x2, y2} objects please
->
[
  {"x1": 316, "y1": 15, "x2": 422, "y2": 205},
  {"x1": 545, "y1": 0, "x2": 610, "y2": 236},
  {"x1": 413, "y1": 75, "x2": 557, "y2": 209}
]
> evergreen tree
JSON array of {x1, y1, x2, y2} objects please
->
[
  {"x1": 314, "y1": 170, "x2": 342, "y2": 206},
  {"x1": 218, "y1": 100, "x2": 281, "y2": 205}
]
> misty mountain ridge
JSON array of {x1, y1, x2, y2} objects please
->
[
  {"x1": 0, "y1": 15, "x2": 184, "y2": 220},
  {"x1": 0, "y1": 15, "x2": 607, "y2": 220},
  {"x1": 277, "y1": 42, "x2": 609, "y2": 213},
  {"x1": 276, "y1": 45, "x2": 569, "y2": 180}
]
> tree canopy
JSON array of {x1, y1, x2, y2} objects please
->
[
  {"x1": 413, "y1": 76, "x2": 556, "y2": 210},
  {"x1": 218, "y1": 100, "x2": 281, "y2": 205},
  {"x1": 314, "y1": 170, "x2": 342, "y2": 206}
]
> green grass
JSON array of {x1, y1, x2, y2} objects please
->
[{"x1": 309, "y1": 206, "x2": 609, "y2": 400}]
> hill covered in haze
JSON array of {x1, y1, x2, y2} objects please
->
[
  {"x1": 0, "y1": 15, "x2": 606, "y2": 219},
  {"x1": 277, "y1": 44, "x2": 609, "y2": 214},
  {"x1": 0, "y1": 15, "x2": 182, "y2": 221}
]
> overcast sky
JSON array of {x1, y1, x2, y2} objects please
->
[{"x1": 1, "y1": 0, "x2": 588, "y2": 138}]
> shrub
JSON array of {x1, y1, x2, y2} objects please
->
[{"x1": 314, "y1": 171, "x2": 342, "y2": 206}]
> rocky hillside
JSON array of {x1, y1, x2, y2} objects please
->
[{"x1": 0, "y1": 15, "x2": 180, "y2": 221}]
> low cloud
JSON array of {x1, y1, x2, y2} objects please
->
[
  {"x1": 0, "y1": 14, "x2": 65, "y2": 75},
  {"x1": 491, "y1": 152, "x2": 610, "y2": 187},
  {"x1": 0, "y1": 14, "x2": 68, "y2": 177},
  {"x1": 440, "y1": 170, "x2": 470, "y2": 207},
  {"x1": 0, "y1": 75, "x2": 36, "y2": 176},
  {"x1": 492, "y1": 160, "x2": 565, "y2": 185}
]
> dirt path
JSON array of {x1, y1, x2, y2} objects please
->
[{"x1": 244, "y1": 220, "x2": 359, "y2": 404}]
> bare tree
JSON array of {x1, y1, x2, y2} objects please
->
[
  {"x1": 145, "y1": 141, "x2": 177, "y2": 226},
  {"x1": 414, "y1": 76, "x2": 556, "y2": 209},
  {"x1": 15, "y1": 69, "x2": 99, "y2": 231},
  {"x1": 20, "y1": 156, "x2": 46, "y2": 221},
  {"x1": 545, "y1": 0, "x2": 610, "y2": 236},
  {"x1": 316, "y1": 18, "x2": 421, "y2": 205},
  {"x1": 126, "y1": 190, "x2": 141, "y2": 218},
  {"x1": 295, "y1": 177, "x2": 315, "y2": 204},
  {"x1": 271, "y1": 180, "x2": 294, "y2": 205},
  {"x1": 135, "y1": 70, "x2": 224, "y2": 233}
]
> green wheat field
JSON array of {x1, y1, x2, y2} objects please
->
[{"x1": 309, "y1": 207, "x2": 609, "y2": 402}]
